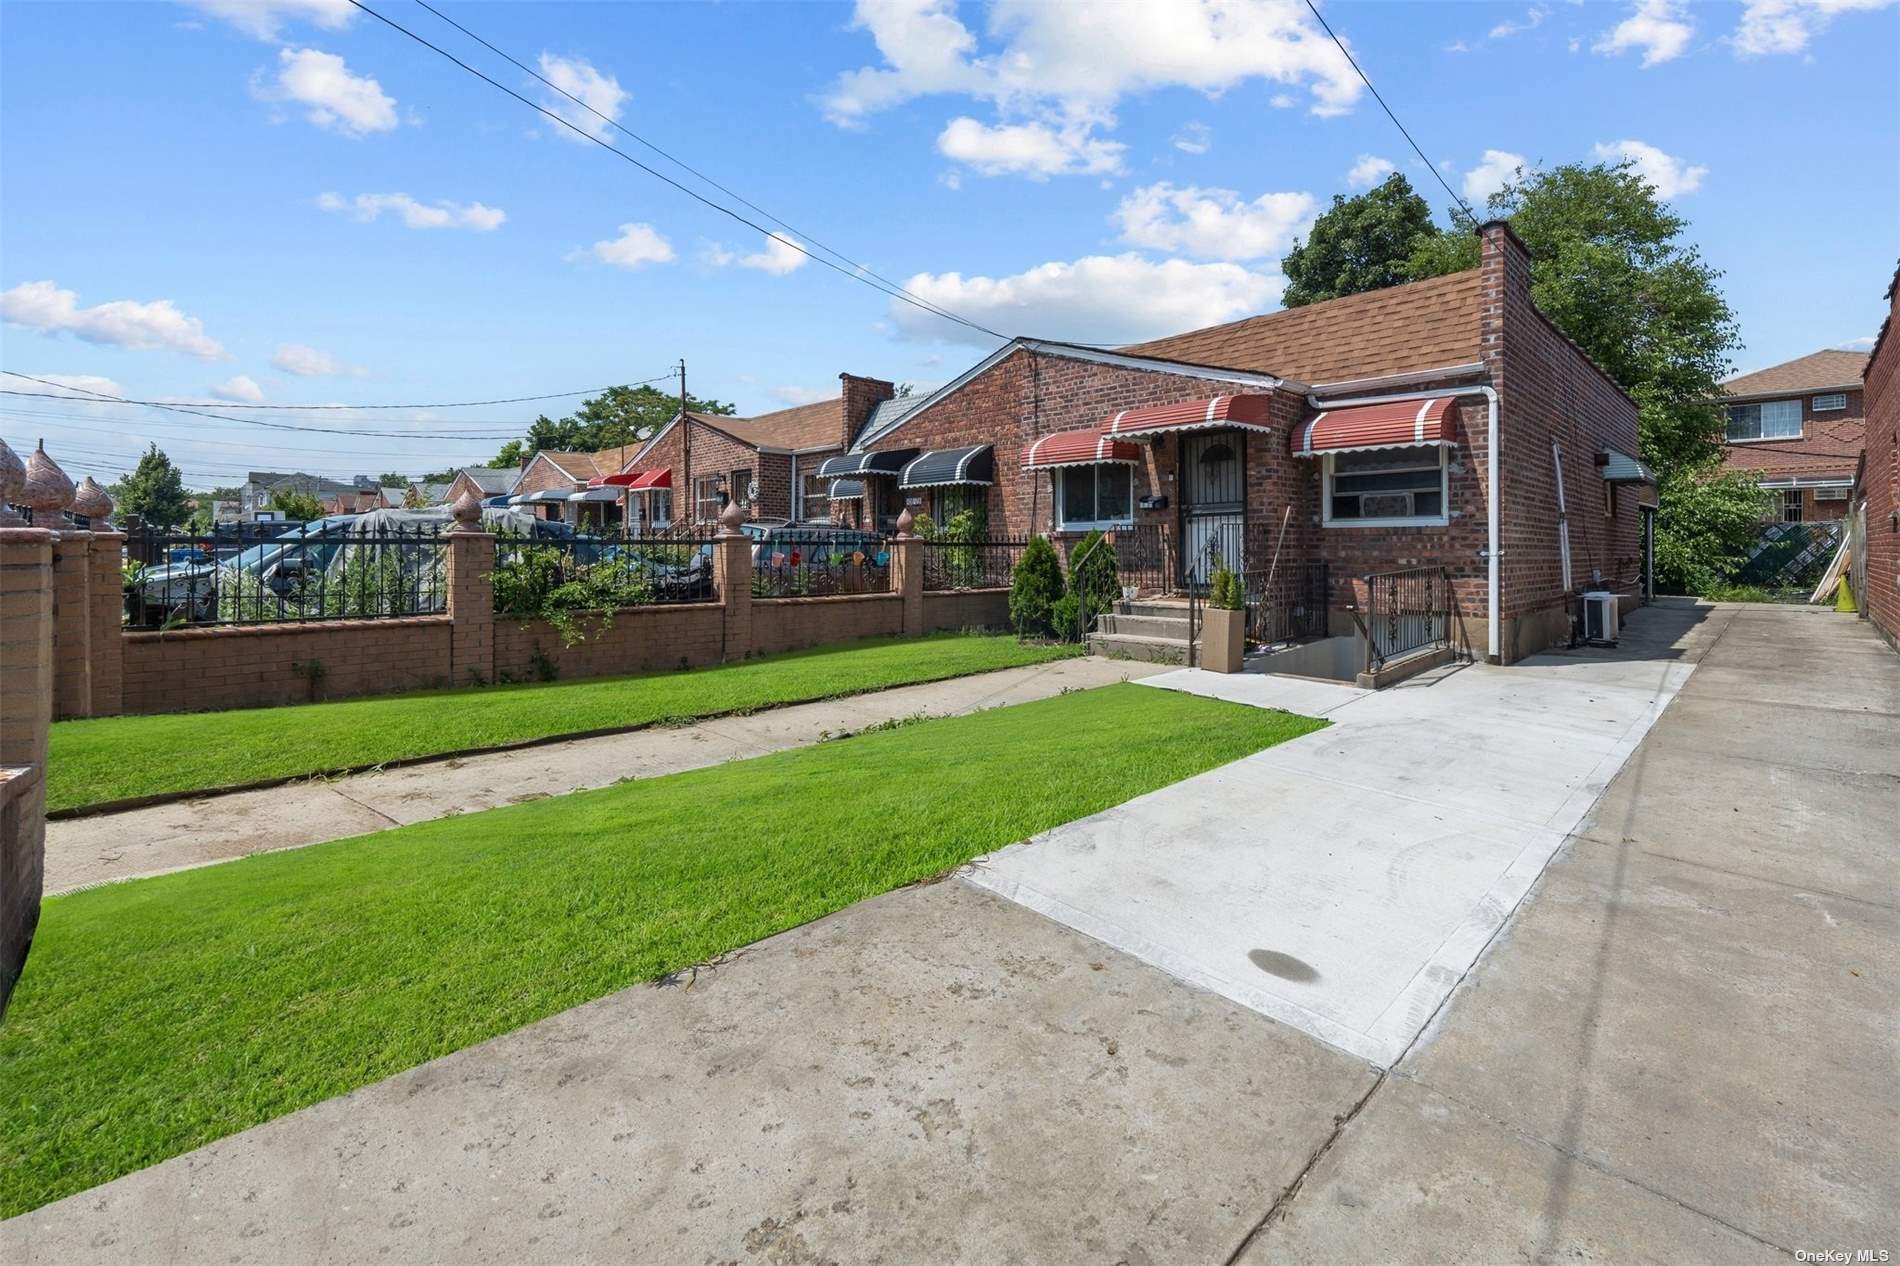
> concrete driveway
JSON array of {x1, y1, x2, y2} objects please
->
[{"x1": 7, "y1": 601, "x2": 1893, "y2": 1263}]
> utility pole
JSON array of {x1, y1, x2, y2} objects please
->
[{"x1": 678, "y1": 358, "x2": 691, "y2": 528}]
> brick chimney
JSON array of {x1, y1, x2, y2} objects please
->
[
  {"x1": 838, "y1": 373, "x2": 896, "y2": 448},
  {"x1": 1477, "y1": 219, "x2": 1533, "y2": 389}
]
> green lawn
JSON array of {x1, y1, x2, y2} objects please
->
[
  {"x1": 2, "y1": 684, "x2": 1325, "y2": 1217},
  {"x1": 48, "y1": 633, "x2": 1080, "y2": 813}
]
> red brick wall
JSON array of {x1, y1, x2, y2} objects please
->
[
  {"x1": 512, "y1": 455, "x2": 580, "y2": 496},
  {"x1": 920, "y1": 588, "x2": 1009, "y2": 631},
  {"x1": 493, "y1": 603, "x2": 726, "y2": 681},
  {"x1": 1482, "y1": 222, "x2": 1645, "y2": 655},
  {"x1": 122, "y1": 618, "x2": 454, "y2": 714},
  {"x1": 840, "y1": 374, "x2": 896, "y2": 448},
  {"x1": 750, "y1": 594, "x2": 902, "y2": 655},
  {"x1": 1862, "y1": 285, "x2": 1898, "y2": 647}
]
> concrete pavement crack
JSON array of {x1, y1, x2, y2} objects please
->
[{"x1": 1220, "y1": 1068, "x2": 1388, "y2": 1265}]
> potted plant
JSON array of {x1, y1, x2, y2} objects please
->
[{"x1": 1203, "y1": 565, "x2": 1245, "y2": 673}]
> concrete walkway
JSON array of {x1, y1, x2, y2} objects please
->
[
  {"x1": 969, "y1": 604, "x2": 1712, "y2": 1066},
  {"x1": 8, "y1": 602, "x2": 1893, "y2": 1263},
  {"x1": 45, "y1": 656, "x2": 1163, "y2": 894}
]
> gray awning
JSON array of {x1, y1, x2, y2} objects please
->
[
  {"x1": 567, "y1": 486, "x2": 624, "y2": 502},
  {"x1": 816, "y1": 448, "x2": 917, "y2": 479},
  {"x1": 1597, "y1": 449, "x2": 1656, "y2": 484},
  {"x1": 900, "y1": 445, "x2": 994, "y2": 489},
  {"x1": 514, "y1": 488, "x2": 577, "y2": 504},
  {"x1": 827, "y1": 478, "x2": 866, "y2": 499}
]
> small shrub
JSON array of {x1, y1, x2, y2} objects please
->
[
  {"x1": 1008, "y1": 535, "x2": 1065, "y2": 639},
  {"x1": 1064, "y1": 530, "x2": 1120, "y2": 640},
  {"x1": 1209, "y1": 565, "x2": 1243, "y2": 611}
]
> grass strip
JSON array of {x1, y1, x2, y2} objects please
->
[
  {"x1": 48, "y1": 632, "x2": 1079, "y2": 813},
  {"x1": 2, "y1": 684, "x2": 1324, "y2": 1216}
]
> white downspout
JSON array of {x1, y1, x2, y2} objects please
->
[{"x1": 1305, "y1": 385, "x2": 1502, "y2": 663}]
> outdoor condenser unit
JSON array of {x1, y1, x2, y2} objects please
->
[{"x1": 1581, "y1": 590, "x2": 1618, "y2": 645}]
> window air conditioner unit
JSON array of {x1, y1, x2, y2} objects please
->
[
  {"x1": 1813, "y1": 487, "x2": 1848, "y2": 502},
  {"x1": 1581, "y1": 590, "x2": 1618, "y2": 645}
]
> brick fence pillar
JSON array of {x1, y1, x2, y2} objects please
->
[
  {"x1": 0, "y1": 521, "x2": 55, "y2": 1016},
  {"x1": 712, "y1": 501, "x2": 752, "y2": 661},
  {"x1": 50, "y1": 529, "x2": 92, "y2": 721},
  {"x1": 444, "y1": 492, "x2": 495, "y2": 687},
  {"x1": 85, "y1": 528, "x2": 124, "y2": 717},
  {"x1": 891, "y1": 509, "x2": 923, "y2": 637}
]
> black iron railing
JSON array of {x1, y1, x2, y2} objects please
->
[
  {"x1": 124, "y1": 521, "x2": 449, "y2": 630},
  {"x1": 492, "y1": 531, "x2": 717, "y2": 614},
  {"x1": 1105, "y1": 523, "x2": 1175, "y2": 596},
  {"x1": 1244, "y1": 561, "x2": 1329, "y2": 647},
  {"x1": 1358, "y1": 565, "x2": 1452, "y2": 672},
  {"x1": 923, "y1": 537, "x2": 1024, "y2": 591},
  {"x1": 751, "y1": 529, "x2": 891, "y2": 598}
]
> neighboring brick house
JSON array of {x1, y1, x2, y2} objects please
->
[
  {"x1": 838, "y1": 221, "x2": 1649, "y2": 664},
  {"x1": 241, "y1": 471, "x2": 362, "y2": 520},
  {"x1": 1719, "y1": 349, "x2": 1869, "y2": 522},
  {"x1": 1859, "y1": 267, "x2": 1898, "y2": 649},
  {"x1": 441, "y1": 465, "x2": 520, "y2": 506},
  {"x1": 612, "y1": 374, "x2": 894, "y2": 530},
  {"x1": 508, "y1": 447, "x2": 641, "y2": 523}
]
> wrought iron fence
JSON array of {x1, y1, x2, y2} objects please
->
[
  {"x1": 1105, "y1": 523, "x2": 1175, "y2": 596},
  {"x1": 923, "y1": 537, "x2": 1025, "y2": 591},
  {"x1": 751, "y1": 529, "x2": 891, "y2": 598},
  {"x1": 1244, "y1": 561, "x2": 1329, "y2": 646},
  {"x1": 124, "y1": 521, "x2": 449, "y2": 630},
  {"x1": 492, "y1": 531, "x2": 717, "y2": 615},
  {"x1": 1358, "y1": 565, "x2": 1452, "y2": 672}
]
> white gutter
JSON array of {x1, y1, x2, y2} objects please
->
[
  {"x1": 1308, "y1": 361, "x2": 1489, "y2": 394},
  {"x1": 1307, "y1": 383, "x2": 1503, "y2": 663}
]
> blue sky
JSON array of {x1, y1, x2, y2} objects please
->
[{"x1": 3, "y1": 0, "x2": 1895, "y2": 490}]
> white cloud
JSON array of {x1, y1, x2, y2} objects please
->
[
  {"x1": 17, "y1": 373, "x2": 126, "y2": 417},
  {"x1": 1268, "y1": 92, "x2": 1297, "y2": 108},
  {"x1": 1444, "y1": 39, "x2": 1473, "y2": 53},
  {"x1": 772, "y1": 385, "x2": 833, "y2": 406},
  {"x1": 1114, "y1": 182, "x2": 1314, "y2": 262},
  {"x1": 1593, "y1": 0, "x2": 1695, "y2": 67},
  {"x1": 1733, "y1": 0, "x2": 1895, "y2": 56},
  {"x1": 1489, "y1": 5, "x2": 1549, "y2": 39},
  {"x1": 182, "y1": 0, "x2": 353, "y2": 40},
  {"x1": 209, "y1": 374, "x2": 265, "y2": 403},
  {"x1": 936, "y1": 116, "x2": 1125, "y2": 178},
  {"x1": 1836, "y1": 334, "x2": 1877, "y2": 350},
  {"x1": 1462, "y1": 149, "x2": 1526, "y2": 203},
  {"x1": 722, "y1": 233, "x2": 808, "y2": 276},
  {"x1": 271, "y1": 342, "x2": 353, "y2": 376},
  {"x1": 1171, "y1": 121, "x2": 1212, "y2": 155},
  {"x1": 584, "y1": 223, "x2": 676, "y2": 269},
  {"x1": 1346, "y1": 154, "x2": 1397, "y2": 189},
  {"x1": 1, "y1": 281, "x2": 226, "y2": 359},
  {"x1": 1590, "y1": 139, "x2": 1707, "y2": 198},
  {"x1": 890, "y1": 254, "x2": 1282, "y2": 347},
  {"x1": 537, "y1": 53, "x2": 628, "y2": 141},
  {"x1": 317, "y1": 192, "x2": 506, "y2": 231},
  {"x1": 258, "y1": 47, "x2": 398, "y2": 137}
]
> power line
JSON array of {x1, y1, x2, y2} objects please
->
[
  {"x1": 1301, "y1": 0, "x2": 1480, "y2": 228},
  {"x1": 0, "y1": 410, "x2": 510, "y2": 461},
  {"x1": 344, "y1": 0, "x2": 1011, "y2": 344},
  {"x1": 409, "y1": 0, "x2": 997, "y2": 341},
  {"x1": 0, "y1": 369, "x2": 676, "y2": 417}
]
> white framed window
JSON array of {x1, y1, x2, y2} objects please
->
[
  {"x1": 1056, "y1": 464, "x2": 1135, "y2": 531},
  {"x1": 1726, "y1": 399, "x2": 1803, "y2": 441},
  {"x1": 649, "y1": 489, "x2": 672, "y2": 528},
  {"x1": 1323, "y1": 446, "x2": 1449, "y2": 527},
  {"x1": 694, "y1": 476, "x2": 724, "y2": 524},
  {"x1": 797, "y1": 473, "x2": 831, "y2": 522},
  {"x1": 1812, "y1": 392, "x2": 1847, "y2": 412}
]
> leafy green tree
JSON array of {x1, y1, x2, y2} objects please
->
[
  {"x1": 269, "y1": 489, "x2": 326, "y2": 521},
  {"x1": 109, "y1": 444, "x2": 191, "y2": 528},
  {"x1": 377, "y1": 471, "x2": 410, "y2": 485},
  {"x1": 1008, "y1": 535, "x2": 1065, "y2": 640},
  {"x1": 1281, "y1": 173, "x2": 1443, "y2": 307},
  {"x1": 492, "y1": 384, "x2": 735, "y2": 467}
]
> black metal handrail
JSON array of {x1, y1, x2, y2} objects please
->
[
  {"x1": 1358, "y1": 565, "x2": 1452, "y2": 672},
  {"x1": 1243, "y1": 561, "x2": 1329, "y2": 647},
  {"x1": 923, "y1": 537, "x2": 1025, "y2": 591}
]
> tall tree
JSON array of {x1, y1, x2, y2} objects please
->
[
  {"x1": 109, "y1": 444, "x2": 191, "y2": 528},
  {"x1": 492, "y1": 384, "x2": 736, "y2": 467},
  {"x1": 269, "y1": 489, "x2": 326, "y2": 522},
  {"x1": 1280, "y1": 173, "x2": 1440, "y2": 307}
]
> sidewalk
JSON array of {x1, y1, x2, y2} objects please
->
[{"x1": 46, "y1": 656, "x2": 1163, "y2": 894}]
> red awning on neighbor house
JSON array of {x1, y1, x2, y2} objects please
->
[
  {"x1": 1293, "y1": 396, "x2": 1458, "y2": 457},
  {"x1": 1099, "y1": 394, "x2": 1274, "y2": 439},
  {"x1": 1023, "y1": 429, "x2": 1142, "y2": 470},
  {"x1": 625, "y1": 468, "x2": 672, "y2": 490}
]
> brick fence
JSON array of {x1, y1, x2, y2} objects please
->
[
  {"x1": 63, "y1": 522, "x2": 1011, "y2": 717},
  {"x1": 1, "y1": 524, "x2": 53, "y2": 1016}
]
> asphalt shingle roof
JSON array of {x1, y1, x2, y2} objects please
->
[{"x1": 1722, "y1": 349, "x2": 1870, "y2": 400}]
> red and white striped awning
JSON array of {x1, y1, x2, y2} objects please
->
[
  {"x1": 1100, "y1": 394, "x2": 1274, "y2": 439},
  {"x1": 1023, "y1": 429, "x2": 1142, "y2": 470},
  {"x1": 1293, "y1": 397, "x2": 1458, "y2": 457}
]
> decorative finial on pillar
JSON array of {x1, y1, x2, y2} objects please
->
[
  {"x1": 447, "y1": 487, "x2": 482, "y2": 532},
  {"x1": 22, "y1": 440, "x2": 75, "y2": 520},
  {"x1": 72, "y1": 476, "x2": 113, "y2": 524},
  {"x1": 894, "y1": 506, "x2": 916, "y2": 538},
  {"x1": 718, "y1": 498, "x2": 744, "y2": 535},
  {"x1": 0, "y1": 438, "x2": 25, "y2": 525}
]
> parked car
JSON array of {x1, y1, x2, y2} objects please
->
[
  {"x1": 129, "y1": 516, "x2": 360, "y2": 623},
  {"x1": 739, "y1": 521, "x2": 886, "y2": 568}
]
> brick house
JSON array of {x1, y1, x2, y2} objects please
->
[
  {"x1": 1859, "y1": 268, "x2": 1898, "y2": 649},
  {"x1": 441, "y1": 465, "x2": 520, "y2": 507},
  {"x1": 834, "y1": 221, "x2": 1650, "y2": 664},
  {"x1": 507, "y1": 446, "x2": 642, "y2": 524},
  {"x1": 1719, "y1": 349, "x2": 1869, "y2": 522},
  {"x1": 604, "y1": 374, "x2": 895, "y2": 530}
]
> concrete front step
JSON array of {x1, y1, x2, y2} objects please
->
[
  {"x1": 1118, "y1": 599, "x2": 1192, "y2": 620},
  {"x1": 1087, "y1": 632, "x2": 1196, "y2": 664},
  {"x1": 1096, "y1": 612, "x2": 1193, "y2": 640}
]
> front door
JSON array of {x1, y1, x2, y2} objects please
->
[{"x1": 1179, "y1": 430, "x2": 1245, "y2": 587}]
